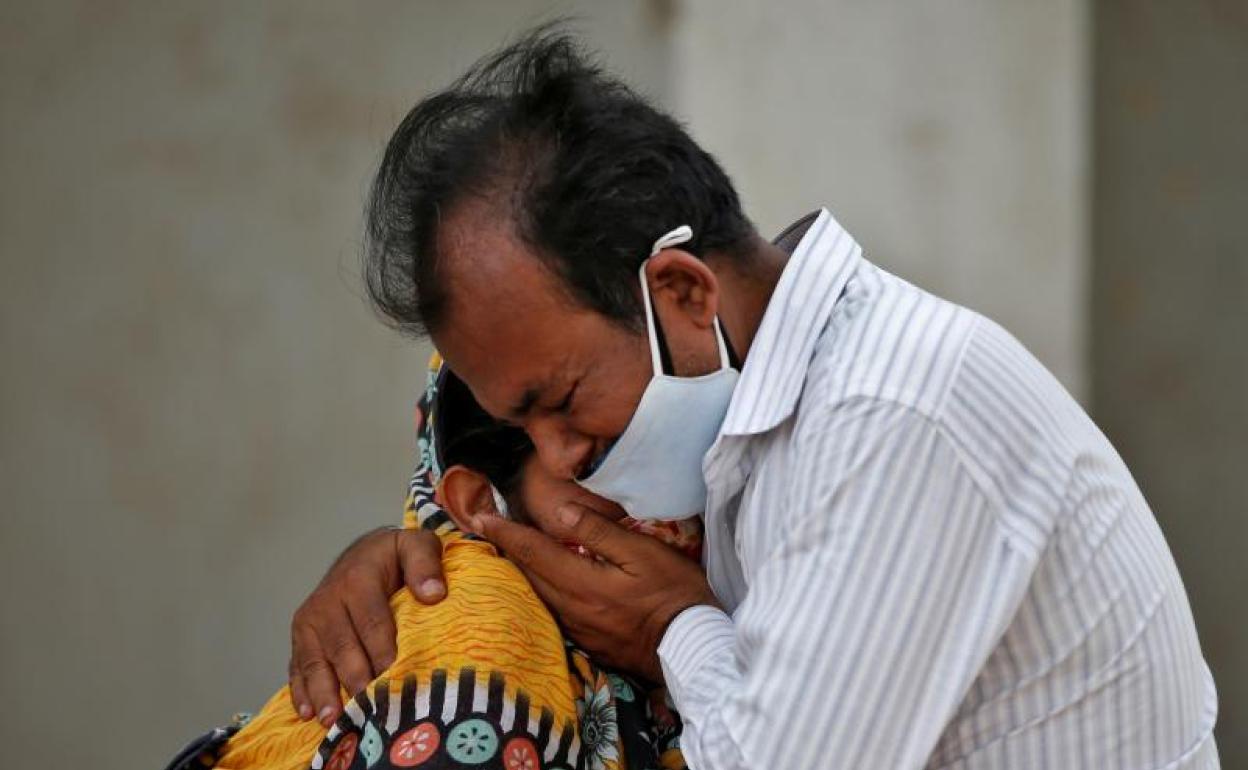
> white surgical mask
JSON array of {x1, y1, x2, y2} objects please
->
[{"x1": 578, "y1": 225, "x2": 739, "y2": 521}]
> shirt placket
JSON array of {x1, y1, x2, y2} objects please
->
[{"x1": 701, "y1": 436, "x2": 755, "y2": 611}]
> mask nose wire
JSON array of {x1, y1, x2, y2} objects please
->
[{"x1": 639, "y1": 225, "x2": 731, "y2": 374}]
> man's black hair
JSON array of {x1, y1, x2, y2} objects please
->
[{"x1": 364, "y1": 24, "x2": 756, "y2": 337}]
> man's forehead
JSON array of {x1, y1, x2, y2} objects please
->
[
  {"x1": 439, "y1": 214, "x2": 568, "y2": 315},
  {"x1": 434, "y1": 288, "x2": 573, "y2": 407},
  {"x1": 437, "y1": 197, "x2": 538, "y2": 278},
  {"x1": 443, "y1": 339, "x2": 566, "y2": 422},
  {"x1": 432, "y1": 201, "x2": 586, "y2": 415}
]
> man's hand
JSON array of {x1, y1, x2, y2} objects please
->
[
  {"x1": 472, "y1": 502, "x2": 718, "y2": 681},
  {"x1": 288, "y1": 526, "x2": 446, "y2": 726}
]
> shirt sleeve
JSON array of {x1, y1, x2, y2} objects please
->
[{"x1": 659, "y1": 398, "x2": 1035, "y2": 769}]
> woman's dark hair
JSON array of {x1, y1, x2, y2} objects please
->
[
  {"x1": 435, "y1": 369, "x2": 533, "y2": 499},
  {"x1": 364, "y1": 24, "x2": 756, "y2": 338}
]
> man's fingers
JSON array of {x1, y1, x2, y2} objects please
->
[
  {"x1": 322, "y1": 602, "x2": 378, "y2": 697},
  {"x1": 550, "y1": 500, "x2": 652, "y2": 567},
  {"x1": 513, "y1": 559, "x2": 570, "y2": 613},
  {"x1": 293, "y1": 625, "x2": 344, "y2": 726},
  {"x1": 343, "y1": 569, "x2": 399, "y2": 676},
  {"x1": 287, "y1": 524, "x2": 414, "y2": 725},
  {"x1": 474, "y1": 513, "x2": 592, "y2": 588},
  {"x1": 397, "y1": 528, "x2": 446, "y2": 604},
  {"x1": 288, "y1": 657, "x2": 313, "y2": 720}
]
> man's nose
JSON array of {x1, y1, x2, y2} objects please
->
[{"x1": 526, "y1": 418, "x2": 594, "y2": 481}]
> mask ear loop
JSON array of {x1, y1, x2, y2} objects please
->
[
  {"x1": 636, "y1": 261, "x2": 665, "y2": 377},
  {"x1": 711, "y1": 317, "x2": 732, "y2": 369},
  {"x1": 651, "y1": 225, "x2": 694, "y2": 254},
  {"x1": 638, "y1": 225, "x2": 693, "y2": 376},
  {"x1": 640, "y1": 225, "x2": 732, "y2": 374},
  {"x1": 489, "y1": 483, "x2": 511, "y2": 520}
]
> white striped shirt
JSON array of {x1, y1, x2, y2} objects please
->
[{"x1": 658, "y1": 208, "x2": 1219, "y2": 769}]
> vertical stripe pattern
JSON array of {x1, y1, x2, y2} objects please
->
[{"x1": 659, "y1": 209, "x2": 1219, "y2": 769}]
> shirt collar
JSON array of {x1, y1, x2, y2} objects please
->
[{"x1": 720, "y1": 207, "x2": 862, "y2": 437}]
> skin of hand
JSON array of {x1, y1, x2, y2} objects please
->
[
  {"x1": 288, "y1": 526, "x2": 446, "y2": 726},
  {"x1": 470, "y1": 500, "x2": 720, "y2": 682}
]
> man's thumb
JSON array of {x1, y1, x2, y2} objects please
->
[{"x1": 396, "y1": 528, "x2": 446, "y2": 604}]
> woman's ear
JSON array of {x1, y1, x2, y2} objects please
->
[{"x1": 436, "y1": 465, "x2": 503, "y2": 532}]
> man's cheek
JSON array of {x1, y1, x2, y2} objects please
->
[{"x1": 579, "y1": 371, "x2": 648, "y2": 438}]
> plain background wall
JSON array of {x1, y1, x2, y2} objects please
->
[
  {"x1": 1092, "y1": 0, "x2": 1248, "y2": 761},
  {"x1": 1, "y1": 1, "x2": 1240, "y2": 768}
]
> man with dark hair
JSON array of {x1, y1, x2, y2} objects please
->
[{"x1": 290, "y1": 29, "x2": 1219, "y2": 769}]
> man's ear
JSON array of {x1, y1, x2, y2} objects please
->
[
  {"x1": 645, "y1": 249, "x2": 720, "y2": 327},
  {"x1": 645, "y1": 249, "x2": 722, "y2": 377},
  {"x1": 436, "y1": 465, "x2": 503, "y2": 532}
]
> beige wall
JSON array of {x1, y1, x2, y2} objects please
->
[{"x1": 1092, "y1": 1, "x2": 1248, "y2": 762}]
